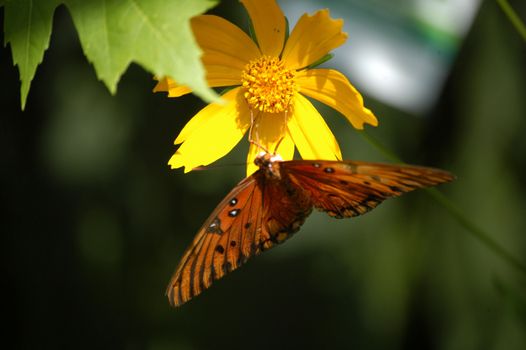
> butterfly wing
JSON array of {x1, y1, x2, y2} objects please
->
[
  {"x1": 281, "y1": 160, "x2": 455, "y2": 218},
  {"x1": 167, "y1": 175, "x2": 259, "y2": 306},
  {"x1": 167, "y1": 170, "x2": 312, "y2": 307}
]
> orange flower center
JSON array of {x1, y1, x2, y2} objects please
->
[{"x1": 241, "y1": 56, "x2": 296, "y2": 114}]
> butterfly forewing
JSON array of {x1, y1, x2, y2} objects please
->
[
  {"x1": 167, "y1": 176, "x2": 259, "y2": 306},
  {"x1": 282, "y1": 160, "x2": 455, "y2": 218},
  {"x1": 167, "y1": 168, "x2": 313, "y2": 307}
]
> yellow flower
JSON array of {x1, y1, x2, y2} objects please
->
[{"x1": 154, "y1": 0, "x2": 378, "y2": 176}]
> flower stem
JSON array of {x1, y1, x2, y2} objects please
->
[
  {"x1": 358, "y1": 130, "x2": 526, "y2": 276},
  {"x1": 496, "y1": 0, "x2": 526, "y2": 41}
]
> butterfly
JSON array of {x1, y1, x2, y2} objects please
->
[{"x1": 166, "y1": 153, "x2": 455, "y2": 306}]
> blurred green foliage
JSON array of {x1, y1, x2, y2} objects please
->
[{"x1": 2, "y1": 1, "x2": 525, "y2": 349}]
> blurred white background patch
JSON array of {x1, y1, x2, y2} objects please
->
[{"x1": 280, "y1": 0, "x2": 482, "y2": 115}]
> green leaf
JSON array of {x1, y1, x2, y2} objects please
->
[
  {"x1": 3, "y1": 0, "x2": 59, "y2": 110},
  {"x1": 65, "y1": 0, "x2": 219, "y2": 102},
  {"x1": 3, "y1": 0, "x2": 218, "y2": 109}
]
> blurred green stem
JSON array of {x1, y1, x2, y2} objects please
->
[
  {"x1": 358, "y1": 130, "x2": 526, "y2": 276},
  {"x1": 496, "y1": 0, "x2": 526, "y2": 41}
]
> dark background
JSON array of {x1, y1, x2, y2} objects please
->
[{"x1": 2, "y1": 1, "x2": 526, "y2": 349}]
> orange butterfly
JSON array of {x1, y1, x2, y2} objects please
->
[{"x1": 166, "y1": 153, "x2": 455, "y2": 306}]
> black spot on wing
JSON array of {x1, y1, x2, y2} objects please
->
[
  {"x1": 206, "y1": 217, "x2": 223, "y2": 234},
  {"x1": 228, "y1": 209, "x2": 240, "y2": 217}
]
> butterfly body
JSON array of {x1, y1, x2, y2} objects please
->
[{"x1": 167, "y1": 154, "x2": 455, "y2": 306}]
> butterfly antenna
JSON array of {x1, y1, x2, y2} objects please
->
[
  {"x1": 271, "y1": 110, "x2": 288, "y2": 155},
  {"x1": 272, "y1": 136, "x2": 284, "y2": 155},
  {"x1": 248, "y1": 110, "x2": 270, "y2": 154},
  {"x1": 191, "y1": 162, "x2": 248, "y2": 171}
]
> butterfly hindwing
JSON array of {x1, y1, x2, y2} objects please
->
[
  {"x1": 282, "y1": 160, "x2": 455, "y2": 219},
  {"x1": 258, "y1": 174, "x2": 313, "y2": 250}
]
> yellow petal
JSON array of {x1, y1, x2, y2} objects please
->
[
  {"x1": 287, "y1": 93, "x2": 342, "y2": 160},
  {"x1": 240, "y1": 0, "x2": 285, "y2": 57},
  {"x1": 296, "y1": 69, "x2": 378, "y2": 129},
  {"x1": 282, "y1": 9, "x2": 347, "y2": 70},
  {"x1": 193, "y1": 15, "x2": 260, "y2": 72},
  {"x1": 153, "y1": 77, "x2": 192, "y2": 97},
  {"x1": 248, "y1": 111, "x2": 288, "y2": 153},
  {"x1": 153, "y1": 67, "x2": 243, "y2": 98},
  {"x1": 168, "y1": 88, "x2": 251, "y2": 172},
  {"x1": 246, "y1": 126, "x2": 294, "y2": 177}
]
